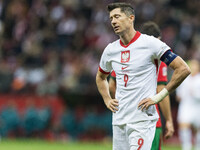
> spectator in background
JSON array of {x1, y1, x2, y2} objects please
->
[
  {"x1": 0, "y1": 0, "x2": 199, "y2": 94},
  {"x1": 176, "y1": 59, "x2": 200, "y2": 150}
]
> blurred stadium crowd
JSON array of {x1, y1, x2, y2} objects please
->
[{"x1": 0, "y1": 0, "x2": 200, "y2": 140}]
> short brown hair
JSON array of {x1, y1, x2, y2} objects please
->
[
  {"x1": 107, "y1": 2, "x2": 135, "y2": 17},
  {"x1": 141, "y1": 21, "x2": 161, "y2": 38}
]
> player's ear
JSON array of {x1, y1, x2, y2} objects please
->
[{"x1": 129, "y1": 15, "x2": 135, "y2": 23}]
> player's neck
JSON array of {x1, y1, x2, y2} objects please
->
[{"x1": 120, "y1": 28, "x2": 137, "y2": 46}]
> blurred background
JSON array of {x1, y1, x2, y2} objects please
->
[{"x1": 0, "y1": 0, "x2": 199, "y2": 146}]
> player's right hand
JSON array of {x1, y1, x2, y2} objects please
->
[{"x1": 105, "y1": 99, "x2": 119, "y2": 113}]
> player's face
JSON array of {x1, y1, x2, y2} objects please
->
[{"x1": 109, "y1": 8, "x2": 134, "y2": 35}]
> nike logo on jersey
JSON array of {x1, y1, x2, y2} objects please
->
[{"x1": 122, "y1": 66, "x2": 128, "y2": 70}]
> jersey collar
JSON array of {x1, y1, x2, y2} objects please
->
[{"x1": 120, "y1": 31, "x2": 141, "y2": 48}]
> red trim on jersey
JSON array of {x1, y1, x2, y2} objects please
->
[
  {"x1": 98, "y1": 66, "x2": 110, "y2": 74},
  {"x1": 157, "y1": 62, "x2": 168, "y2": 82},
  {"x1": 120, "y1": 31, "x2": 141, "y2": 48}
]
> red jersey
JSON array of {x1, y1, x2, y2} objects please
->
[
  {"x1": 156, "y1": 62, "x2": 168, "y2": 127},
  {"x1": 110, "y1": 62, "x2": 167, "y2": 128}
]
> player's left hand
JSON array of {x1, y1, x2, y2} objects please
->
[{"x1": 138, "y1": 98, "x2": 156, "y2": 111}]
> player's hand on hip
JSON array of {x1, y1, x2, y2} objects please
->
[
  {"x1": 106, "y1": 99, "x2": 119, "y2": 113},
  {"x1": 164, "y1": 120, "x2": 174, "y2": 139},
  {"x1": 138, "y1": 98, "x2": 155, "y2": 111}
]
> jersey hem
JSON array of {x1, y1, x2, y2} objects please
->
[{"x1": 112, "y1": 116, "x2": 159, "y2": 126}]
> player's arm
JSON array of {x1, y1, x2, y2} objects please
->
[
  {"x1": 157, "y1": 84, "x2": 174, "y2": 139},
  {"x1": 138, "y1": 52, "x2": 191, "y2": 110},
  {"x1": 96, "y1": 69, "x2": 119, "y2": 112},
  {"x1": 166, "y1": 56, "x2": 191, "y2": 93},
  {"x1": 109, "y1": 71, "x2": 116, "y2": 99},
  {"x1": 109, "y1": 77, "x2": 116, "y2": 99}
]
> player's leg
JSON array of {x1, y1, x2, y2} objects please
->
[
  {"x1": 194, "y1": 107, "x2": 200, "y2": 150},
  {"x1": 178, "y1": 105, "x2": 192, "y2": 150},
  {"x1": 151, "y1": 127, "x2": 162, "y2": 150},
  {"x1": 179, "y1": 124, "x2": 192, "y2": 150},
  {"x1": 127, "y1": 119, "x2": 157, "y2": 150},
  {"x1": 112, "y1": 124, "x2": 129, "y2": 150}
]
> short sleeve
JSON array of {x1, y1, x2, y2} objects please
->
[
  {"x1": 150, "y1": 36, "x2": 171, "y2": 60},
  {"x1": 99, "y1": 44, "x2": 112, "y2": 74}
]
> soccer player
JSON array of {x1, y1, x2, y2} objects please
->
[
  {"x1": 176, "y1": 59, "x2": 200, "y2": 150},
  {"x1": 109, "y1": 21, "x2": 174, "y2": 150},
  {"x1": 96, "y1": 2, "x2": 190, "y2": 150}
]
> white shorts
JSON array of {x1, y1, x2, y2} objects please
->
[{"x1": 113, "y1": 120, "x2": 157, "y2": 150}]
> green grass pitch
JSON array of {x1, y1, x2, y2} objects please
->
[{"x1": 0, "y1": 139, "x2": 181, "y2": 150}]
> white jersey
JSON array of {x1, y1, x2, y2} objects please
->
[
  {"x1": 176, "y1": 73, "x2": 200, "y2": 126},
  {"x1": 99, "y1": 31, "x2": 170, "y2": 125}
]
